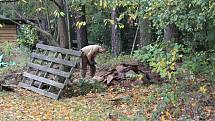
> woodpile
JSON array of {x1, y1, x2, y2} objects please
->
[
  {"x1": 0, "y1": 72, "x2": 21, "y2": 91},
  {"x1": 94, "y1": 61, "x2": 165, "y2": 87}
]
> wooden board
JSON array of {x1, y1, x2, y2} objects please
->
[
  {"x1": 23, "y1": 72, "x2": 64, "y2": 89},
  {"x1": 36, "y1": 44, "x2": 82, "y2": 57},
  {"x1": 0, "y1": 29, "x2": 16, "y2": 34},
  {"x1": 19, "y1": 44, "x2": 82, "y2": 99},
  {"x1": 0, "y1": 25, "x2": 17, "y2": 42},
  {"x1": 28, "y1": 63, "x2": 71, "y2": 78},
  {"x1": 31, "y1": 53, "x2": 77, "y2": 67},
  {"x1": 19, "y1": 82, "x2": 58, "y2": 99}
]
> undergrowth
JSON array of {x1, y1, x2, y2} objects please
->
[
  {"x1": 96, "y1": 53, "x2": 135, "y2": 70},
  {"x1": 0, "y1": 43, "x2": 30, "y2": 75}
]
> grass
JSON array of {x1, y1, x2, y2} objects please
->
[
  {"x1": 0, "y1": 44, "x2": 30, "y2": 75},
  {"x1": 96, "y1": 53, "x2": 135, "y2": 70},
  {"x1": 1, "y1": 79, "x2": 213, "y2": 120}
]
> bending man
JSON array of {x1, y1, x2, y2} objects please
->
[{"x1": 80, "y1": 45, "x2": 106, "y2": 78}]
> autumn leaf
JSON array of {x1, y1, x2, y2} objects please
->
[{"x1": 199, "y1": 85, "x2": 207, "y2": 93}]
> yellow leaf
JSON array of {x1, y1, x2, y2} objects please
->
[
  {"x1": 199, "y1": 85, "x2": 207, "y2": 93},
  {"x1": 0, "y1": 24, "x2": 3, "y2": 28},
  {"x1": 118, "y1": 24, "x2": 124, "y2": 29},
  {"x1": 103, "y1": 0, "x2": 107, "y2": 8},
  {"x1": 165, "y1": 111, "x2": 171, "y2": 118},
  {"x1": 160, "y1": 59, "x2": 166, "y2": 67},
  {"x1": 76, "y1": 21, "x2": 86, "y2": 29},
  {"x1": 160, "y1": 115, "x2": 166, "y2": 121},
  {"x1": 99, "y1": 0, "x2": 103, "y2": 7},
  {"x1": 170, "y1": 62, "x2": 175, "y2": 70},
  {"x1": 21, "y1": 0, "x2": 27, "y2": 3},
  {"x1": 109, "y1": 20, "x2": 115, "y2": 25}
]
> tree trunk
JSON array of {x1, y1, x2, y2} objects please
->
[
  {"x1": 57, "y1": 0, "x2": 69, "y2": 49},
  {"x1": 111, "y1": 7, "x2": 121, "y2": 56},
  {"x1": 76, "y1": 5, "x2": 88, "y2": 49},
  {"x1": 64, "y1": 0, "x2": 71, "y2": 49},
  {"x1": 139, "y1": 18, "x2": 152, "y2": 48},
  {"x1": 164, "y1": 23, "x2": 179, "y2": 41}
]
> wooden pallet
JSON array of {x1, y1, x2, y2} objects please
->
[{"x1": 18, "y1": 44, "x2": 82, "y2": 99}]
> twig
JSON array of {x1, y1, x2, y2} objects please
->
[{"x1": 130, "y1": 24, "x2": 139, "y2": 55}]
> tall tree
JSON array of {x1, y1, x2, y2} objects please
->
[
  {"x1": 139, "y1": 18, "x2": 152, "y2": 48},
  {"x1": 164, "y1": 23, "x2": 179, "y2": 41},
  {"x1": 111, "y1": 7, "x2": 121, "y2": 56},
  {"x1": 56, "y1": 0, "x2": 69, "y2": 49},
  {"x1": 76, "y1": 5, "x2": 88, "y2": 49}
]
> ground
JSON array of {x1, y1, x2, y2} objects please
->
[
  {"x1": 0, "y1": 45, "x2": 215, "y2": 120},
  {"x1": 0, "y1": 84, "x2": 150, "y2": 121},
  {"x1": 1, "y1": 76, "x2": 215, "y2": 120}
]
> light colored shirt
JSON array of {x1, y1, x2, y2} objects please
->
[{"x1": 81, "y1": 45, "x2": 102, "y2": 61}]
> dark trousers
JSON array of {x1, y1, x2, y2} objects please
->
[{"x1": 80, "y1": 54, "x2": 96, "y2": 78}]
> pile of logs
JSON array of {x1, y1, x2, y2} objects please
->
[
  {"x1": 0, "y1": 73, "x2": 21, "y2": 91},
  {"x1": 94, "y1": 61, "x2": 165, "y2": 86}
]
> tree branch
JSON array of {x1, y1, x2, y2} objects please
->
[{"x1": 13, "y1": 10, "x2": 59, "y2": 46}]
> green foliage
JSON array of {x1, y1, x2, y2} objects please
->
[
  {"x1": 87, "y1": 10, "x2": 111, "y2": 46},
  {"x1": 1, "y1": 42, "x2": 14, "y2": 61},
  {"x1": 17, "y1": 25, "x2": 38, "y2": 48},
  {"x1": 0, "y1": 46, "x2": 30, "y2": 74},
  {"x1": 134, "y1": 42, "x2": 183, "y2": 79},
  {"x1": 180, "y1": 50, "x2": 215, "y2": 81},
  {"x1": 66, "y1": 79, "x2": 106, "y2": 96},
  {"x1": 97, "y1": 52, "x2": 135, "y2": 69}
]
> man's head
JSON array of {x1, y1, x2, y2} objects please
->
[{"x1": 98, "y1": 47, "x2": 107, "y2": 53}]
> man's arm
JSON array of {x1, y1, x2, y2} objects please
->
[{"x1": 86, "y1": 50, "x2": 96, "y2": 65}]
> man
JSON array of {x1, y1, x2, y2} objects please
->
[{"x1": 80, "y1": 45, "x2": 106, "y2": 78}]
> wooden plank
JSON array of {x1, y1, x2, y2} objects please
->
[
  {"x1": 28, "y1": 63, "x2": 70, "y2": 78},
  {"x1": 0, "y1": 29, "x2": 16, "y2": 34},
  {"x1": 0, "y1": 38, "x2": 16, "y2": 41},
  {"x1": 23, "y1": 72, "x2": 64, "y2": 89},
  {"x1": 1, "y1": 25, "x2": 17, "y2": 28},
  {"x1": 31, "y1": 53, "x2": 76, "y2": 67},
  {"x1": 0, "y1": 36, "x2": 17, "y2": 39},
  {"x1": 0, "y1": 40, "x2": 16, "y2": 43},
  {"x1": 2, "y1": 25, "x2": 16, "y2": 28},
  {"x1": 18, "y1": 82, "x2": 59, "y2": 99},
  {"x1": 0, "y1": 33, "x2": 17, "y2": 37},
  {"x1": 36, "y1": 44, "x2": 82, "y2": 57}
]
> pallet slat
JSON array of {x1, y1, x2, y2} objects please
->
[
  {"x1": 28, "y1": 63, "x2": 70, "y2": 78},
  {"x1": 19, "y1": 82, "x2": 58, "y2": 99},
  {"x1": 36, "y1": 44, "x2": 82, "y2": 57},
  {"x1": 31, "y1": 53, "x2": 76, "y2": 67},
  {"x1": 0, "y1": 29, "x2": 16, "y2": 34},
  {"x1": 23, "y1": 72, "x2": 64, "y2": 89}
]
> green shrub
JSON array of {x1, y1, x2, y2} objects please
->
[
  {"x1": 96, "y1": 53, "x2": 135, "y2": 69},
  {"x1": 134, "y1": 41, "x2": 184, "y2": 80},
  {"x1": 180, "y1": 50, "x2": 215, "y2": 81},
  {"x1": 1, "y1": 42, "x2": 14, "y2": 62},
  {"x1": 17, "y1": 25, "x2": 38, "y2": 48}
]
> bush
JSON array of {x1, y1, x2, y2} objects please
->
[
  {"x1": 96, "y1": 53, "x2": 135, "y2": 70},
  {"x1": 133, "y1": 41, "x2": 184, "y2": 80},
  {"x1": 17, "y1": 25, "x2": 38, "y2": 48},
  {"x1": 179, "y1": 50, "x2": 215, "y2": 81}
]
